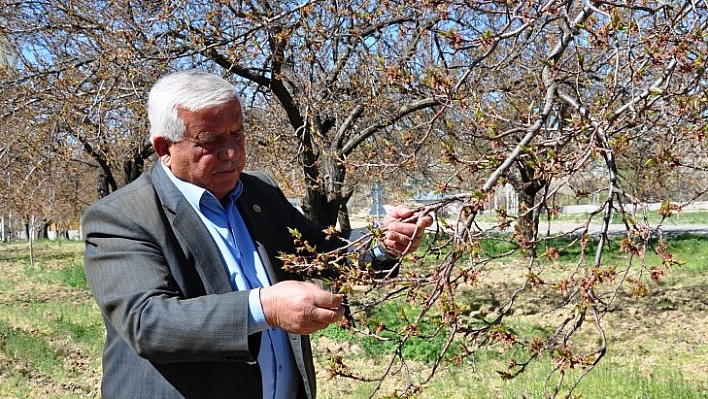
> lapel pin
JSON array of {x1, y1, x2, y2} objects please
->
[{"x1": 253, "y1": 204, "x2": 262, "y2": 213}]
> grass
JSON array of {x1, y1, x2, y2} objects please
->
[
  {"x1": 317, "y1": 326, "x2": 707, "y2": 398},
  {"x1": 0, "y1": 239, "x2": 102, "y2": 398},
  {"x1": 0, "y1": 236, "x2": 706, "y2": 398},
  {"x1": 424, "y1": 356, "x2": 702, "y2": 399},
  {"x1": 317, "y1": 341, "x2": 707, "y2": 398},
  {"x1": 316, "y1": 233, "x2": 708, "y2": 398},
  {"x1": 0, "y1": 319, "x2": 62, "y2": 374}
]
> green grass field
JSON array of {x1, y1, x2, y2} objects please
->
[{"x1": 0, "y1": 236, "x2": 706, "y2": 398}]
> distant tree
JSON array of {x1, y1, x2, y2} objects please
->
[
  {"x1": 1, "y1": 1, "x2": 450, "y2": 228},
  {"x1": 435, "y1": 1, "x2": 707, "y2": 244},
  {"x1": 7, "y1": 3, "x2": 172, "y2": 202},
  {"x1": 0, "y1": 71, "x2": 92, "y2": 259}
]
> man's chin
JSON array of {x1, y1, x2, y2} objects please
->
[
  {"x1": 220, "y1": 174, "x2": 240, "y2": 188},
  {"x1": 208, "y1": 172, "x2": 240, "y2": 194},
  {"x1": 215, "y1": 169, "x2": 239, "y2": 179}
]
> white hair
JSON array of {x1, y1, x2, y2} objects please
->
[{"x1": 148, "y1": 70, "x2": 239, "y2": 143}]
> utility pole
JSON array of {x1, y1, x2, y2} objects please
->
[{"x1": 369, "y1": 180, "x2": 386, "y2": 226}]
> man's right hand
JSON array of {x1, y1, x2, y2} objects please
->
[{"x1": 259, "y1": 281, "x2": 344, "y2": 335}]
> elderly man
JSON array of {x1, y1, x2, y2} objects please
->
[{"x1": 82, "y1": 70, "x2": 432, "y2": 399}]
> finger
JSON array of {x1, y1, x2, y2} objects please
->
[
  {"x1": 312, "y1": 292, "x2": 344, "y2": 310},
  {"x1": 387, "y1": 221, "x2": 419, "y2": 238},
  {"x1": 416, "y1": 214, "x2": 434, "y2": 228},
  {"x1": 384, "y1": 205, "x2": 414, "y2": 225},
  {"x1": 384, "y1": 225, "x2": 427, "y2": 254},
  {"x1": 310, "y1": 306, "x2": 345, "y2": 325},
  {"x1": 391, "y1": 205, "x2": 415, "y2": 219},
  {"x1": 295, "y1": 320, "x2": 330, "y2": 336},
  {"x1": 392, "y1": 226, "x2": 421, "y2": 242},
  {"x1": 391, "y1": 215, "x2": 431, "y2": 240},
  {"x1": 383, "y1": 233, "x2": 411, "y2": 254},
  {"x1": 385, "y1": 229, "x2": 410, "y2": 244}
]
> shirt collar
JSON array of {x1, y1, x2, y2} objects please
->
[{"x1": 160, "y1": 162, "x2": 243, "y2": 210}]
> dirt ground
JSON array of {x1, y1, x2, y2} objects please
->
[{"x1": 1, "y1": 241, "x2": 705, "y2": 398}]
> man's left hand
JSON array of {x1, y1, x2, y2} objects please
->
[{"x1": 381, "y1": 205, "x2": 433, "y2": 257}]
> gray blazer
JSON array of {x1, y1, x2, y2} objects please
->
[{"x1": 83, "y1": 164, "x2": 353, "y2": 398}]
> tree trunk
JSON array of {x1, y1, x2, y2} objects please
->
[
  {"x1": 303, "y1": 155, "x2": 349, "y2": 229},
  {"x1": 37, "y1": 222, "x2": 49, "y2": 239},
  {"x1": 25, "y1": 216, "x2": 35, "y2": 266},
  {"x1": 304, "y1": 187, "x2": 340, "y2": 228},
  {"x1": 509, "y1": 162, "x2": 547, "y2": 258},
  {"x1": 123, "y1": 143, "x2": 152, "y2": 185},
  {"x1": 338, "y1": 202, "x2": 351, "y2": 232},
  {"x1": 517, "y1": 188, "x2": 539, "y2": 257},
  {"x1": 97, "y1": 173, "x2": 112, "y2": 199},
  {"x1": 123, "y1": 154, "x2": 144, "y2": 185}
]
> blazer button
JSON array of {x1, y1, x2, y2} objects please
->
[{"x1": 253, "y1": 205, "x2": 262, "y2": 213}]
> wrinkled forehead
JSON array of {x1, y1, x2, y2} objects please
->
[{"x1": 178, "y1": 99, "x2": 244, "y2": 134}]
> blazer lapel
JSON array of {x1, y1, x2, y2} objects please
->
[
  {"x1": 150, "y1": 164, "x2": 233, "y2": 294},
  {"x1": 237, "y1": 188, "x2": 281, "y2": 285}
]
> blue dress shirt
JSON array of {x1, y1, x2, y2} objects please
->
[{"x1": 161, "y1": 163, "x2": 298, "y2": 399}]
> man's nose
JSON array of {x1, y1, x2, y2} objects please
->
[{"x1": 219, "y1": 135, "x2": 243, "y2": 160}]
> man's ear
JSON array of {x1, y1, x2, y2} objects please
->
[{"x1": 152, "y1": 136, "x2": 172, "y2": 164}]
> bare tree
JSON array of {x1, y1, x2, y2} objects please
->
[{"x1": 284, "y1": 1, "x2": 707, "y2": 397}]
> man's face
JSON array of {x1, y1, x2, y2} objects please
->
[{"x1": 166, "y1": 99, "x2": 246, "y2": 200}]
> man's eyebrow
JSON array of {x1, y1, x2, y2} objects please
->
[{"x1": 196, "y1": 131, "x2": 219, "y2": 138}]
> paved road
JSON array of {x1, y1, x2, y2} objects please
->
[
  {"x1": 350, "y1": 215, "x2": 708, "y2": 236},
  {"x1": 477, "y1": 221, "x2": 708, "y2": 237}
]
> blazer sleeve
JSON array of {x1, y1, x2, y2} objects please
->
[{"x1": 82, "y1": 183, "x2": 258, "y2": 365}]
